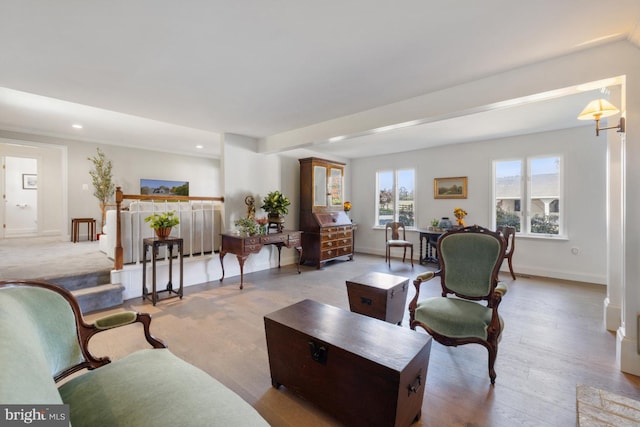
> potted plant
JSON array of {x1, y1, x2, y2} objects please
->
[
  {"x1": 87, "y1": 148, "x2": 115, "y2": 234},
  {"x1": 261, "y1": 191, "x2": 291, "y2": 231},
  {"x1": 145, "y1": 211, "x2": 180, "y2": 239}
]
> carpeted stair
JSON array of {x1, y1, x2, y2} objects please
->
[{"x1": 47, "y1": 270, "x2": 124, "y2": 314}]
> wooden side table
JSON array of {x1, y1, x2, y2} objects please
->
[
  {"x1": 142, "y1": 237, "x2": 184, "y2": 306},
  {"x1": 71, "y1": 218, "x2": 96, "y2": 243},
  {"x1": 418, "y1": 229, "x2": 442, "y2": 265}
]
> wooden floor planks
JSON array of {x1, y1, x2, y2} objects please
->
[{"x1": 84, "y1": 253, "x2": 640, "y2": 427}]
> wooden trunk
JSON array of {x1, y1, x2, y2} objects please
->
[
  {"x1": 264, "y1": 299, "x2": 432, "y2": 427},
  {"x1": 346, "y1": 272, "x2": 410, "y2": 325}
]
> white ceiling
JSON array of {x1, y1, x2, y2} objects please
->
[{"x1": 0, "y1": 1, "x2": 639, "y2": 159}]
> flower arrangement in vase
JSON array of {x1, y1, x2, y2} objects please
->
[
  {"x1": 453, "y1": 207, "x2": 468, "y2": 227},
  {"x1": 343, "y1": 201, "x2": 352, "y2": 221},
  {"x1": 234, "y1": 217, "x2": 260, "y2": 236},
  {"x1": 255, "y1": 217, "x2": 268, "y2": 234}
]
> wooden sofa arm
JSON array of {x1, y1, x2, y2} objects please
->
[
  {"x1": 408, "y1": 271, "x2": 437, "y2": 315},
  {"x1": 90, "y1": 311, "x2": 167, "y2": 349},
  {"x1": 55, "y1": 311, "x2": 166, "y2": 382}
]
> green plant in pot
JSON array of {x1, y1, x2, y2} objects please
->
[
  {"x1": 144, "y1": 211, "x2": 179, "y2": 239},
  {"x1": 261, "y1": 190, "x2": 291, "y2": 232}
]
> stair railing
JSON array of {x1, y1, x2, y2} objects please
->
[{"x1": 114, "y1": 187, "x2": 225, "y2": 270}]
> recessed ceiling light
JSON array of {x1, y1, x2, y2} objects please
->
[
  {"x1": 195, "y1": 145, "x2": 204, "y2": 149},
  {"x1": 72, "y1": 124, "x2": 83, "y2": 129}
]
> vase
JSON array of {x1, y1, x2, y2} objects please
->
[
  {"x1": 457, "y1": 218, "x2": 466, "y2": 227},
  {"x1": 268, "y1": 213, "x2": 285, "y2": 232},
  {"x1": 155, "y1": 227, "x2": 172, "y2": 239},
  {"x1": 438, "y1": 217, "x2": 452, "y2": 230}
]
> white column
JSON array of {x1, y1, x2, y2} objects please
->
[
  {"x1": 617, "y1": 76, "x2": 640, "y2": 375},
  {"x1": 605, "y1": 88, "x2": 624, "y2": 332}
]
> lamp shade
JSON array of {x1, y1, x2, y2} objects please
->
[{"x1": 577, "y1": 98, "x2": 620, "y2": 120}]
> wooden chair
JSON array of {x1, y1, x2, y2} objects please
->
[
  {"x1": 385, "y1": 221, "x2": 414, "y2": 267},
  {"x1": 497, "y1": 225, "x2": 516, "y2": 279},
  {"x1": 409, "y1": 225, "x2": 507, "y2": 384}
]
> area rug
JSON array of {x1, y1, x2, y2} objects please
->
[{"x1": 577, "y1": 384, "x2": 640, "y2": 426}]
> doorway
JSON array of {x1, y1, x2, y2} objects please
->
[{"x1": 2, "y1": 156, "x2": 38, "y2": 237}]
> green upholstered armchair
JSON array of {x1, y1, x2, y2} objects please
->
[{"x1": 408, "y1": 225, "x2": 508, "y2": 384}]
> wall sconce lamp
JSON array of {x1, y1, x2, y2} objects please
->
[{"x1": 577, "y1": 98, "x2": 626, "y2": 136}]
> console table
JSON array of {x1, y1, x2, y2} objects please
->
[
  {"x1": 219, "y1": 230, "x2": 303, "y2": 289},
  {"x1": 418, "y1": 229, "x2": 443, "y2": 265},
  {"x1": 142, "y1": 237, "x2": 183, "y2": 305}
]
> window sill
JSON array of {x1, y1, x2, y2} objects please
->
[{"x1": 516, "y1": 233, "x2": 568, "y2": 241}]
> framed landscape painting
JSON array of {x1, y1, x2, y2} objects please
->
[
  {"x1": 434, "y1": 176, "x2": 467, "y2": 199},
  {"x1": 140, "y1": 179, "x2": 189, "y2": 196}
]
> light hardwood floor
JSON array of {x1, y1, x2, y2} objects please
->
[{"x1": 84, "y1": 253, "x2": 640, "y2": 427}]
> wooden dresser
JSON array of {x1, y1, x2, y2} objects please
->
[{"x1": 299, "y1": 157, "x2": 353, "y2": 268}]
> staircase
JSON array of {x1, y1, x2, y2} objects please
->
[{"x1": 48, "y1": 270, "x2": 124, "y2": 314}]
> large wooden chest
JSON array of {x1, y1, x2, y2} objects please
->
[
  {"x1": 346, "y1": 272, "x2": 409, "y2": 325},
  {"x1": 264, "y1": 299, "x2": 432, "y2": 427}
]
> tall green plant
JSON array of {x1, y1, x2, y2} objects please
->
[{"x1": 88, "y1": 148, "x2": 115, "y2": 233}]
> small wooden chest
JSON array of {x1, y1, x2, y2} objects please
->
[
  {"x1": 346, "y1": 272, "x2": 410, "y2": 325},
  {"x1": 264, "y1": 299, "x2": 432, "y2": 427}
]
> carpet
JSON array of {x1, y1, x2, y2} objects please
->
[
  {"x1": 577, "y1": 385, "x2": 640, "y2": 426},
  {"x1": 0, "y1": 236, "x2": 113, "y2": 280}
]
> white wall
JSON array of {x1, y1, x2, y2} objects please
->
[
  {"x1": 220, "y1": 133, "x2": 299, "y2": 275},
  {"x1": 351, "y1": 125, "x2": 606, "y2": 284}
]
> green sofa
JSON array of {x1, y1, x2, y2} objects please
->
[{"x1": 0, "y1": 279, "x2": 270, "y2": 427}]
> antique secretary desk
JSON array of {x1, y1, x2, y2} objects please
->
[{"x1": 299, "y1": 157, "x2": 353, "y2": 268}]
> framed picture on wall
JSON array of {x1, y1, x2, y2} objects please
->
[
  {"x1": 434, "y1": 176, "x2": 467, "y2": 199},
  {"x1": 140, "y1": 179, "x2": 189, "y2": 196},
  {"x1": 22, "y1": 174, "x2": 37, "y2": 190}
]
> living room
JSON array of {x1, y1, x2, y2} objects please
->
[{"x1": 1, "y1": 2, "x2": 640, "y2": 425}]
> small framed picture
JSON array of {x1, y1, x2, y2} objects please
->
[
  {"x1": 434, "y1": 176, "x2": 467, "y2": 199},
  {"x1": 22, "y1": 174, "x2": 37, "y2": 190}
]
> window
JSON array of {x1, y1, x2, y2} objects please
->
[
  {"x1": 494, "y1": 155, "x2": 563, "y2": 236},
  {"x1": 376, "y1": 169, "x2": 415, "y2": 227}
]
